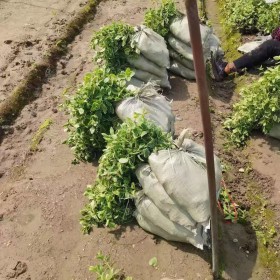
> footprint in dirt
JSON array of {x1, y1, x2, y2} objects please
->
[{"x1": 6, "y1": 261, "x2": 28, "y2": 279}]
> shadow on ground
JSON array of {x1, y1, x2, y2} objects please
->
[
  {"x1": 166, "y1": 76, "x2": 190, "y2": 101},
  {"x1": 220, "y1": 220, "x2": 258, "y2": 280},
  {"x1": 109, "y1": 217, "x2": 258, "y2": 280}
]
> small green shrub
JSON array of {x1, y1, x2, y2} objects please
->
[
  {"x1": 219, "y1": 0, "x2": 280, "y2": 34},
  {"x1": 256, "y1": 1, "x2": 280, "y2": 34},
  {"x1": 80, "y1": 116, "x2": 173, "y2": 233},
  {"x1": 91, "y1": 22, "x2": 138, "y2": 73},
  {"x1": 224, "y1": 63, "x2": 280, "y2": 146},
  {"x1": 64, "y1": 67, "x2": 134, "y2": 162},
  {"x1": 89, "y1": 252, "x2": 132, "y2": 280}
]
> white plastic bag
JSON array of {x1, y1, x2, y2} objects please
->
[
  {"x1": 132, "y1": 68, "x2": 171, "y2": 89},
  {"x1": 127, "y1": 55, "x2": 167, "y2": 78},
  {"x1": 148, "y1": 137, "x2": 222, "y2": 224},
  {"x1": 115, "y1": 84, "x2": 175, "y2": 133},
  {"x1": 203, "y1": 33, "x2": 221, "y2": 59},
  {"x1": 169, "y1": 16, "x2": 221, "y2": 60},
  {"x1": 168, "y1": 35, "x2": 193, "y2": 61},
  {"x1": 126, "y1": 77, "x2": 145, "y2": 92},
  {"x1": 169, "y1": 49, "x2": 194, "y2": 70},
  {"x1": 132, "y1": 25, "x2": 170, "y2": 68},
  {"x1": 136, "y1": 164, "x2": 197, "y2": 231},
  {"x1": 170, "y1": 16, "x2": 211, "y2": 46},
  {"x1": 169, "y1": 59, "x2": 196, "y2": 80},
  {"x1": 268, "y1": 123, "x2": 280, "y2": 140},
  {"x1": 134, "y1": 191, "x2": 205, "y2": 249}
]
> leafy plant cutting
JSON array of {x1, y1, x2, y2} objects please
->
[
  {"x1": 64, "y1": 67, "x2": 134, "y2": 162},
  {"x1": 144, "y1": 0, "x2": 179, "y2": 39},
  {"x1": 80, "y1": 115, "x2": 174, "y2": 233},
  {"x1": 91, "y1": 22, "x2": 138, "y2": 73},
  {"x1": 89, "y1": 252, "x2": 132, "y2": 280}
]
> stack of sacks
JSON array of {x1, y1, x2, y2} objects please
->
[
  {"x1": 168, "y1": 15, "x2": 221, "y2": 80},
  {"x1": 127, "y1": 25, "x2": 171, "y2": 89},
  {"x1": 116, "y1": 83, "x2": 175, "y2": 134},
  {"x1": 134, "y1": 130, "x2": 222, "y2": 249}
]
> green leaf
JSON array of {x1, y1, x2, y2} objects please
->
[
  {"x1": 149, "y1": 257, "x2": 158, "y2": 267},
  {"x1": 119, "y1": 158, "x2": 129, "y2": 163}
]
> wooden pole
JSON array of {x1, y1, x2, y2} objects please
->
[{"x1": 185, "y1": 0, "x2": 219, "y2": 278}]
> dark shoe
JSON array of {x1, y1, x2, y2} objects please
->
[{"x1": 211, "y1": 54, "x2": 228, "y2": 82}]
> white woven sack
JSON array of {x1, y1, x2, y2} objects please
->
[
  {"x1": 168, "y1": 35, "x2": 193, "y2": 61},
  {"x1": 148, "y1": 140, "x2": 222, "y2": 224},
  {"x1": 136, "y1": 164, "x2": 197, "y2": 231},
  {"x1": 134, "y1": 191, "x2": 205, "y2": 249},
  {"x1": 132, "y1": 25, "x2": 170, "y2": 68},
  {"x1": 169, "y1": 16, "x2": 221, "y2": 60},
  {"x1": 127, "y1": 55, "x2": 167, "y2": 78},
  {"x1": 126, "y1": 77, "x2": 145, "y2": 92},
  {"x1": 132, "y1": 68, "x2": 171, "y2": 89},
  {"x1": 268, "y1": 123, "x2": 280, "y2": 140},
  {"x1": 115, "y1": 84, "x2": 175, "y2": 133},
  {"x1": 237, "y1": 36, "x2": 271, "y2": 54},
  {"x1": 170, "y1": 15, "x2": 211, "y2": 46},
  {"x1": 169, "y1": 49, "x2": 194, "y2": 70},
  {"x1": 203, "y1": 33, "x2": 221, "y2": 59},
  {"x1": 169, "y1": 59, "x2": 196, "y2": 80},
  {"x1": 175, "y1": 130, "x2": 222, "y2": 188},
  {"x1": 135, "y1": 211, "x2": 186, "y2": 242},
  {"x1": 238, "y1": 41, "x2": 263, "y2": 54}
]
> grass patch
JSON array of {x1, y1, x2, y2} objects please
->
[
  {"x1": 0, "y1": 0, "x2": 102, "y2": 126},
  {"x1": 217, "y1": 0, "x2": 241, "y2": 61},
  {"x1": 30, "y1": 119, "x2": 53, "y2": 151},
  {"x1": 247, "y1": 182, "x2": 280, "y2": 279}
]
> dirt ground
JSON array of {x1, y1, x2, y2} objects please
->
[
  {"x1": 0, "y1": 0, "x2": 280, "y2": 279},
  {"x1": 0, "y1": 0, "x2": 88, "y2": 102}
]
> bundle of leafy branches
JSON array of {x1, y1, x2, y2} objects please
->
[
  {"x1": 144, "y1": 0, "x2": 179, "y2": 39},
  {"x1": 80, "y1": 115, "x2": 174, "y2": 233},
  {"x1": 91, "y1": 22, "x2": 139, "y2": 73},
  {"x1": 64, "y1": 67, "x2": 134, "y2": 162},
  {"x1": 224, "y1": 63, "x2": 280, "y2": 146},
  {"x1": 219, "y1": 0, "x2": 280, "y2": 34}
]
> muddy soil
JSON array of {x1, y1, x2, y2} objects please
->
[
  {"x1": 0, "y1": 0, "x2": 280, "y2": 279},
  {"x1": 0, "y1": 0, "x2": 89, "y2": 102}
]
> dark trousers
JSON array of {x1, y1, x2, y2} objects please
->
[{"x1": 234, "y1": 39, "x2": 280, "y2": 70}]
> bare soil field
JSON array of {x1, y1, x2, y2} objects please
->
[
  {"x1": 0, "y1": 0, "x2": 279, "y2": 279},
  {"x1": 0, "y1": 0, "x2": 92, "y2": 103}
]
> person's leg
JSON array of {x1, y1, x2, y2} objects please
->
[
  {"x1": 212, "y1": 39, "x2": 280, "y2": 80},
  {"x1": 233, "y1": 39, "x2": 280, "y2": 71}
]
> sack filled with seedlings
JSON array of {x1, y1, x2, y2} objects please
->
[
  {"x1": 116, "y1": 84, "x2": 175, "y2": 133},
  {"x1": 132, "y1": 25, "x2": 170, "y2": 68},
  {"x1": 169, "y1": 59, "x2": 196, "y2": 80},
  {"x1": 134, "y1": 130, "x2": 222, "y2": 249}
]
